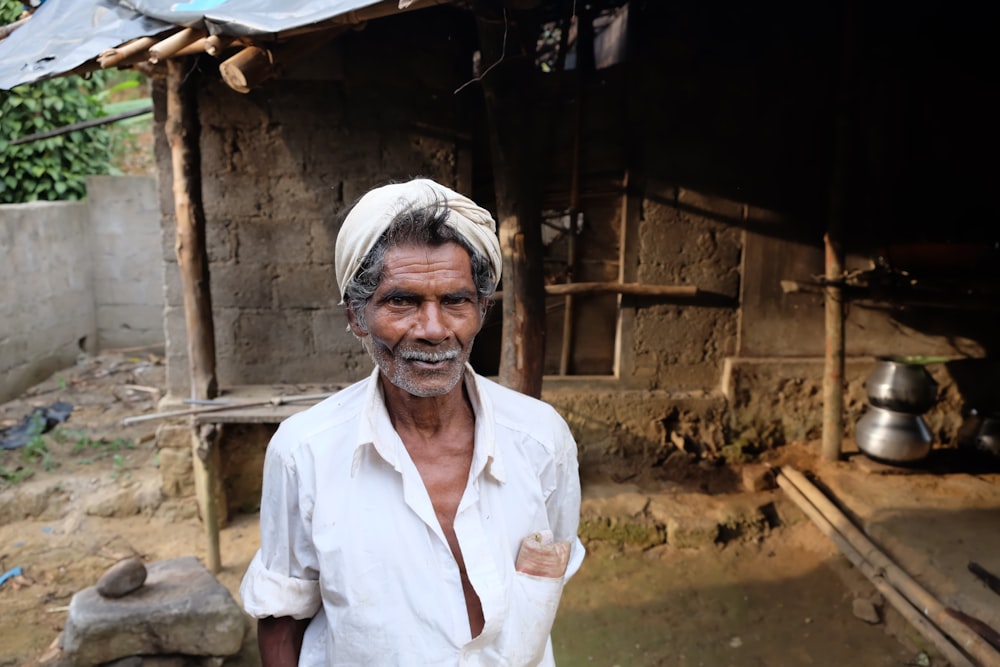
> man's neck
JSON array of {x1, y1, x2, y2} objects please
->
[{"x1": 380, "y1": 374, "x2": 475, "y2": 442}]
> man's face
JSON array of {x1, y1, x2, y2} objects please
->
[{"x1": 348, "y1": 242, "x2": 485, "y2": 398}]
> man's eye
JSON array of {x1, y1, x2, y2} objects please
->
[
  {"x1": 387, "y1": 296, "x2": 412, "y2": 306},
  {"x1": 442, "y1": 296, "x2": 470, "y2": 306}
]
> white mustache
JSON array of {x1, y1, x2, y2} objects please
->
[{"x1": 399, "y1": 348, "x2": 460, "y2": 363}]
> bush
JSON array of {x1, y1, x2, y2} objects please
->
[{"x1": 0, "y1": 0, "x2": 112, "y2": 203}]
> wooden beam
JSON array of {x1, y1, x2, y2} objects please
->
[{"x1": 494, "y1": 282, "x2": 698, "y2": 300}]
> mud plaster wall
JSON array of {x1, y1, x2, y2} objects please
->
[
  {"x1": 152, "y1": 4, "x2": 997, "y2": 492},
  {"x1": 631, "y1": 186, "x2": 742, "y2": 391}
]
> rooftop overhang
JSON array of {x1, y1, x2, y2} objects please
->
[{"x1": 0, "y1": 0, "x2": 444, "y2": 91}]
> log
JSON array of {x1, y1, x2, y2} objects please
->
[
  {"x1": 780, "y1": 467, "x2": 1000, "y2": 667},
  {"x1": 219, "y1": 29, "x2": 342, "y2": 94},
  {"x1": 776, "y1": 471, "x2": 976, "y2": 667},
  {"x1": 219, "y1": 46, "x2": 273, "y2": 93}
]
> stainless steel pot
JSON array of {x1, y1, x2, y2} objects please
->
[
  {"x1": 865, "y1": 357, "x2": 939, "y2": 414},
  {"x1": 973, "y1": 415, "x2": 1000, "y2": 458},
  {"x1": 855, "y1": 406, "x2": 933, "y2": 463}
]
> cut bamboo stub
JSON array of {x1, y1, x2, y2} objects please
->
[
  {"x1": 149, "y1": 28, "x2": 206, "y2": 63},
  {"x1": 98, "y1": 36, "x2": 159, "y2": 68},
  {"x1": 779, "y1": 467, "x2": 1000, "y2": 667},
  {"x1": 219, "y1": 46, "x2": 274, "y2": 93}
]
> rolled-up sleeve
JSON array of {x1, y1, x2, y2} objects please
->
[{"x1": 240, "y1": 425, "x2": 322, "y2": 620}]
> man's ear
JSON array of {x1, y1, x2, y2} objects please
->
[{"x1": 345, "y1": 305, "x2": 368, "y2": 338}]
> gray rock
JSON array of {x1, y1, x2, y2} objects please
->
[
  {"x1": 62, "y1": 557, "x2": 246, "y2": 666},
  {"x1": 97, "y1": 558, "x2": 147, "y2": 598},
  {"x1": 852, "y1": 596, "x2": 881, "y2": 624}
]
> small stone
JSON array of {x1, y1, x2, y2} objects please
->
[
  {"x1": 728, "y1": 636, "x2": 743, "y2": 648},
  {"x1": 96, "y1": 557, "x2": 147, "y2": 598},
  {"x1": 852, "y1": 597, "x2": 881, "y2": 624}
]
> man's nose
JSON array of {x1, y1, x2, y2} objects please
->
[{"x1": 415, "y1": 302, "x2": 448, "y2": 342}]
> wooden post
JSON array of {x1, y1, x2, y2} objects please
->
[
  {"x1": 822, "y1": 229, "x2": 845, "y2": 462},
  {"x1": 165, "y1": 58, "x2": 221, "y2": 572},
  {"x1": 473, "y1": 2, "x2": 548, "y2": 397},
  {"x1": 821, "y1": 2, "x2": 857, "y2": 462}
]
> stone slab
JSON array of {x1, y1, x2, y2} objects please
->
[{"x1": 61, "y1": 557, "x2": 246, "y2": 666}]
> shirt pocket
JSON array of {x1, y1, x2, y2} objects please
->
[{"x1": 494, "y1": 571, "x2": 565, "y2": 666}]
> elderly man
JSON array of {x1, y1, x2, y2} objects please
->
[{"x1": 240, "y1": 178, "x2": 584, "y2": 666}]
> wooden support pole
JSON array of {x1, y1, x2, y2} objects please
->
[
  {"x1": 474, "y1": 1, "x2": 548, "y2": 398},
  {"x1": 166, "y1": 58, "x2": 220, "y2": 573},
  {"x1": 821, "y1": 0, "x2": 856, "y2": 462},
  {"x1": 779, "y1": 467, "x2": 1000, "y2": 667},
  {"x1": 560, "y1": 60, "x2": 585, "y2": 377},
  {"x1": 822, "y1": 229, "x2": 845, "y2": 462}
]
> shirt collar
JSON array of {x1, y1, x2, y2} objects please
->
[{"x1": 350, "y1": 365, "x2": 506, "y2": 484}]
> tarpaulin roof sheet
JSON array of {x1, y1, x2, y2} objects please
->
[{"x1": 0, "y1": 0, "x2": 391, "y2": 90}]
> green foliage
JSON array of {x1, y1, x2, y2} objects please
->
[
  {"x1": 54, "y1": 428, "x2": 136, "y2": 458},
  {"x1": 0, "y1": 73, "x2": 112, "y2": 203}
]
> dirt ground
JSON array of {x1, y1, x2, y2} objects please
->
[{"x1": 0, "y1": 353, "x2": 950, "y2": 667}]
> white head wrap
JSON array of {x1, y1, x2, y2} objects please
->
[{"x1": 335, "y1": 178, "x2": 503, "y2": 302}]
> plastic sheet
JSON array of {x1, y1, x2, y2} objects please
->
[
  {"x1": 0, "y1": 0, "x2": 172, "y2": 89},
  {"x1": 0, "y1": 401, "x2": 73, "y2": 450},
  {"x1": 0, "y1": 0, "x2": 387, "y2": 89}
]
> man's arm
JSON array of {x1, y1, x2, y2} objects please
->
[{"x1": 258, "y1": 616, "x2": 310, "y2": 667}]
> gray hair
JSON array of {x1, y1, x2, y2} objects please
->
[{"x1": 344, "y1": 203, "x2": 497, "y2": 331}]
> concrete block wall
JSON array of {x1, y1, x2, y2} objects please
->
[
  {"x1": 87, "y1": 175, "x2": 165, "y2": 350},
  {"x1": 0, "y1": 201, "x2": 94, "y2": 402},
  {"x1": 156, "y1": 15, "x2": 474, "y2": 398},
  {"x1": 0, "y1": 176, "x2": 164, "y2": 403}
]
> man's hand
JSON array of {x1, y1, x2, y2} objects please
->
[
  {"x1": 515, "y1": 530, "x2": 571, "y2": 578},
  {"x1": 258, "y1": 616, "x2": 310, "y2": 667}
]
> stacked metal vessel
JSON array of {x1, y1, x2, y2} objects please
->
[{"x1": 856, "y1": 357, "x2": 938, "y2": 464}]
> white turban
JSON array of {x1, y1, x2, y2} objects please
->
[{"x1": 335, "y1": 178, "x2": 502, "y2": 302}]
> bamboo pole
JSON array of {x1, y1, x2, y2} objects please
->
[
  {"x1": 776, "y1": 471, "x2": 976, "y2": 667},
  {"x1": 780, "y1": 467, "x2": 1000, "y2": 667},
  {"x1": 98, "y1": 36, "x2": 160, "y2": 68},
  {"x1": 0, "y1": 14, "x2": 29, "y2": 40},
  {"x1": 495, "y1": 282, "x2": 698, "y2": 300},
  {"x1": 166, "y1": 58, "x2": 220, "y2": 572},
  {"x1": 121, "y1": 392, "x2": 336, "y2": 426},
  {"x1": 149, "y1": 28, "x2": 206, "y2": 63}
]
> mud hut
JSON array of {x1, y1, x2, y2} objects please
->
[{"x1": 2, "y1": 0, "x2": 998, "y2": 570}]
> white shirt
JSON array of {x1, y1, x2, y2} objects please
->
[{"x1": 240, "y1": 366, "x2": 585, "y2": 666}]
